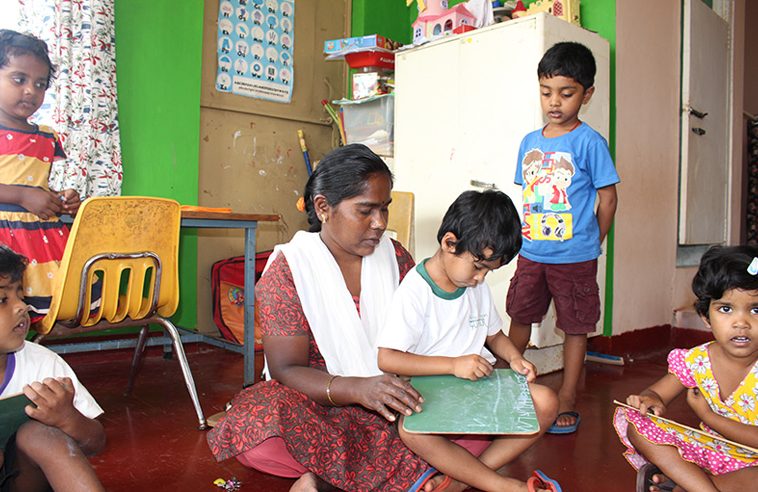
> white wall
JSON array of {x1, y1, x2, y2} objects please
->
[
  {"x1": 614, "y1": 0, "x2": 689, "y2": 334},
  {"x1": 612, "y1": 0, "x2": 747, "y2": 335}
]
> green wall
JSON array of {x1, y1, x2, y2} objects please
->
[
  {"x1": 352, "y1": 0, "x2": 414, "y2": 44},
  {"x1": 578, "y1": 0, "x2": 616, "y2": 336},
  {"x1": 115, "y1": 0, "x2": 204, "y2": 328}
]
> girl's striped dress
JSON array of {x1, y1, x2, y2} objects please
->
[{"x1": 0, "y1": 123, "x2": 69, "y2": 321}]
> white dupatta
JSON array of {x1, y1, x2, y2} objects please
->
[{"x1": 263, "y1": 231, "x2": 399, "y2": 378}]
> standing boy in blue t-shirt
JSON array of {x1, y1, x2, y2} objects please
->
[{"x1": 506, "y1": 41, "x2": 620, "y2": 435}]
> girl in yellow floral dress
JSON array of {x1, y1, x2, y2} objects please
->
[{"x1": 615, "y1": 245, "x2": 758, "y2": 492}]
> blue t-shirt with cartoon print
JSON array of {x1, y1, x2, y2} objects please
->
[{"x1": 514, "y1": 122, "x2": 619, "y2": 264}]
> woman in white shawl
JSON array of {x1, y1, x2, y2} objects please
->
[{"x1": 208, "y1": 144, "x2": 439, "y2": 491}]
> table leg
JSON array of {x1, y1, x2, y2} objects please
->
[{"x1": 243, "y1": 225, "x2": 258, "y2": 387}]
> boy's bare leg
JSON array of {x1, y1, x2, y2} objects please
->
[
  {"x1": 554, "y1": 333, "x2": 586, "y2": 428},
  {"x1": 508, "y1": 320, "x2": 532, "y2": 354},
  {"x1": 407, "y1": 431, "x2": 527, "y2": 492},
  {"x1": 628, "y1": 426, "x2": 718, "y2": 492},
  {"x1": 10, "y1": 421, "x2": 104, "y2": 492},
  {"x1": 414, "y1": 384, "x2": 557, "y2": 492},
  {"x1": 477, "y1": 383, "x2": 557, "y2": 465}
]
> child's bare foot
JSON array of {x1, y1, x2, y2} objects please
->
[
  {"x1": 289, "y1": 472, "x2": 336, "y2": 492},
  {"x1": 422, "y1": 474, "x2": 467, "y2": 492},
  {"x1": 636, "y1": 463, "x2": 677, "y2": 492},
  {"x1": 649, "y1": 471, "x2": 678, "y2": 492},
  {"x1": 551, "y1": 393, "x2": 578, "y2": 430},
  {"x1": 554, "y1": 411, "x2": 578, "y2": 428}
]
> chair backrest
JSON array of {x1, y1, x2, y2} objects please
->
[
  {"x1": 387, "y1": 191, "x2": 415, "y2": 256},
  {"x1": 38, "y1": 197, "x2": 181, "y2": 334}
]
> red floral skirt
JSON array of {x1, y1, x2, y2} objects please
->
[{"x1": 207, "y1": 380, "x2": 429, "y2": 491}]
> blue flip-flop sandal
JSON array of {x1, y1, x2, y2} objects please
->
[
  {"x1": 546, "y1": 411, "x2": 581, "y2": 434},
  {"x1": 527, "y1": 469, "x2": 562, "y2": 492},
  {"x1": 408, "y1": 467, "x2": 438, "y2": 492}
]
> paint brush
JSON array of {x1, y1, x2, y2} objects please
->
[
  {"x1": 321, "y1": 99, "x2": 347, "y2": 144},
  {"x1": 297, "y1": 129, "x2": 312, "y2": 176}
]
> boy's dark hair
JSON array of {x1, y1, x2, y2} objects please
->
[
  {"x1": 436, "y1": 190, "x2": 522, "y2": 264},
  {"x1": 692, "y1": 245, "x2": 758, "y2": 317},
  {"x1": 0, "y1": 29, "x2": 56, "y2": 87},
  {"x1": 537, "y1": 41, "x2": 595, "y2": 90},
  {"x1": 0, "y1": 245, "x2": 27, "y2": 283},
  {"x1": 303, "y1": 143, "x2": 393, "y2": 232}
]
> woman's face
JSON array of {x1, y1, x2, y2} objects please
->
[{"x1": 318, "y1": 173, "x2": 392, "y2": 259}]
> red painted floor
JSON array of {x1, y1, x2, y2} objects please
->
[{"x1": 56, "y1": 342, "x2": 698, "y2": 491}]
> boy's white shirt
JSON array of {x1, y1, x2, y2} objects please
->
[
  {"x1": 1, "y1": 341, "x2": 103, "y2": 419},
  {"x1": 262, "y1": 230, "x2": 399, "y2": 378},
  {"x1": 377, "y1": 264, "x2": 502, "y2": 363}
]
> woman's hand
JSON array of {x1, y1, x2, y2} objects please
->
[
  {"x1": 20, "y1": 188, "x2": 63, "y2": 219},
  {"x1": 59, "y1": 188, "x2": 81, "y2": 215},
  {"x1": 686, "y1": 388, "x2": 711, "y2": 420},
  {"x1": 350, "y1": 374, "x2": 424, "y2": 422},
  {"x1": 452, "y1": 354, "x2": 493, "y2": 381},
  {"x1": 626, "y1": 392, "x2": 667, "y2": 417}
]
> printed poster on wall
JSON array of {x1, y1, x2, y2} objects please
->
[{"x1": 216, "y1": 0, "x2": 294, "y2": 103}]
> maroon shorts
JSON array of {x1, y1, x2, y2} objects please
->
[{"x1": 506, "y1": 255, "x2": 600, "y2": 335}]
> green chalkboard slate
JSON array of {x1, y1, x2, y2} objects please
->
[
  {"x1": 0, "y1": 393, "x2": 32, "y2": 448},
  {"x1": 402, "y1": 369, "x2": 539, "y2": 435}
]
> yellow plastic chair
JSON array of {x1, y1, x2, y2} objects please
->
[
  {"x1": 36, "y1": 196, "x2": 206, "y2": 429},
  {"x1": 387, "y1": 191, "x2": 415, "y2": 256}
]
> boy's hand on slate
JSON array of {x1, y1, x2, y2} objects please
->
[
  {"x1": 510, "y1": 356, "x2": 537, "y2": 382},
  {"x1": 626, "y1": 393, "x2": 666, "y2": 417},
  {"x1": 21, "y1": 188, "x2": 63, "y2": 219},
  {"x1": 23, "y1": 377, "x2": 78, "y2": 428},
  {"x1": 452, "y1": 354, "x2": 493, "y2": 381}
]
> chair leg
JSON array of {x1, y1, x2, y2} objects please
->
[
  {"x1": 125, "y1": 325, "x2": 150, "y2": 396},
  {"x1": 155, "y1": 317, "x2": 207, "y2": 430}
]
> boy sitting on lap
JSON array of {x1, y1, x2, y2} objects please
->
[{"x1": 377, "y1": 190, "x2": 560, "y2": 492}]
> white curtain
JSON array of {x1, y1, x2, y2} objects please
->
[{"x1": 18, "y1": 0, "x2": 122, "y2": 198}]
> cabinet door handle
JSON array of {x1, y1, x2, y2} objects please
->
[
  {"x1": 691, "y1": 127, "x2": 706, "y2": 136},
  {"x1": 688, "y1": 107, "x2": 708, "y2": 119}
]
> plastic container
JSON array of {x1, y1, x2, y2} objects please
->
[
  {"x1": 344, "y1": 49, "x2": 395, "y2": 70},
  {"x1": 334, "y1": 94, "x2": 394, "y2": 156}
]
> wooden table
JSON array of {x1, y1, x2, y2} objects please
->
[
  {"x1": 55, "y1": 210, "x2": 279, "y2": 387},
  {"x1": 179, "y1": 211, "x2": 278, "y2": 386}
]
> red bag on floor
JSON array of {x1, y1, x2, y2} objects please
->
[{"x1": 211, "y1": 252, "x2": 272, "y2": 348}]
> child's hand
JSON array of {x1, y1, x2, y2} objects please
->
[
  {"x1": 59, "y1": 188, "x2": 81, "y2": 215},
  {"x1": 686, "y1": 388, "x2": 711, "y2": 420},
  {"x1": 20, "y1": 188, "x2": 63, "y2": 219},
  {"x1": 509, "y1": 356, "x2": 537, "y2": 382},
  {"x1": 626, "y1": 393, "x2": 666, "y2": 416},
  {"x1": 22, "y1": 377, "x2": 78, "y2": 429},
  {"x1": 452, "y1": 354, "x2": 493, "y2": 381}
]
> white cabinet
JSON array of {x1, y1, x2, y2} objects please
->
[{"x1": 393, "y1": 13, "x2": 610, "y2": 350}]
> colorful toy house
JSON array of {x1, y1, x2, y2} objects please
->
[
  {"x1": 519, "y1": 0, "x2": 581, "y2": 27},
  {"x1": 411, "y1": 0, "x2": 476, "y2": 44}
]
